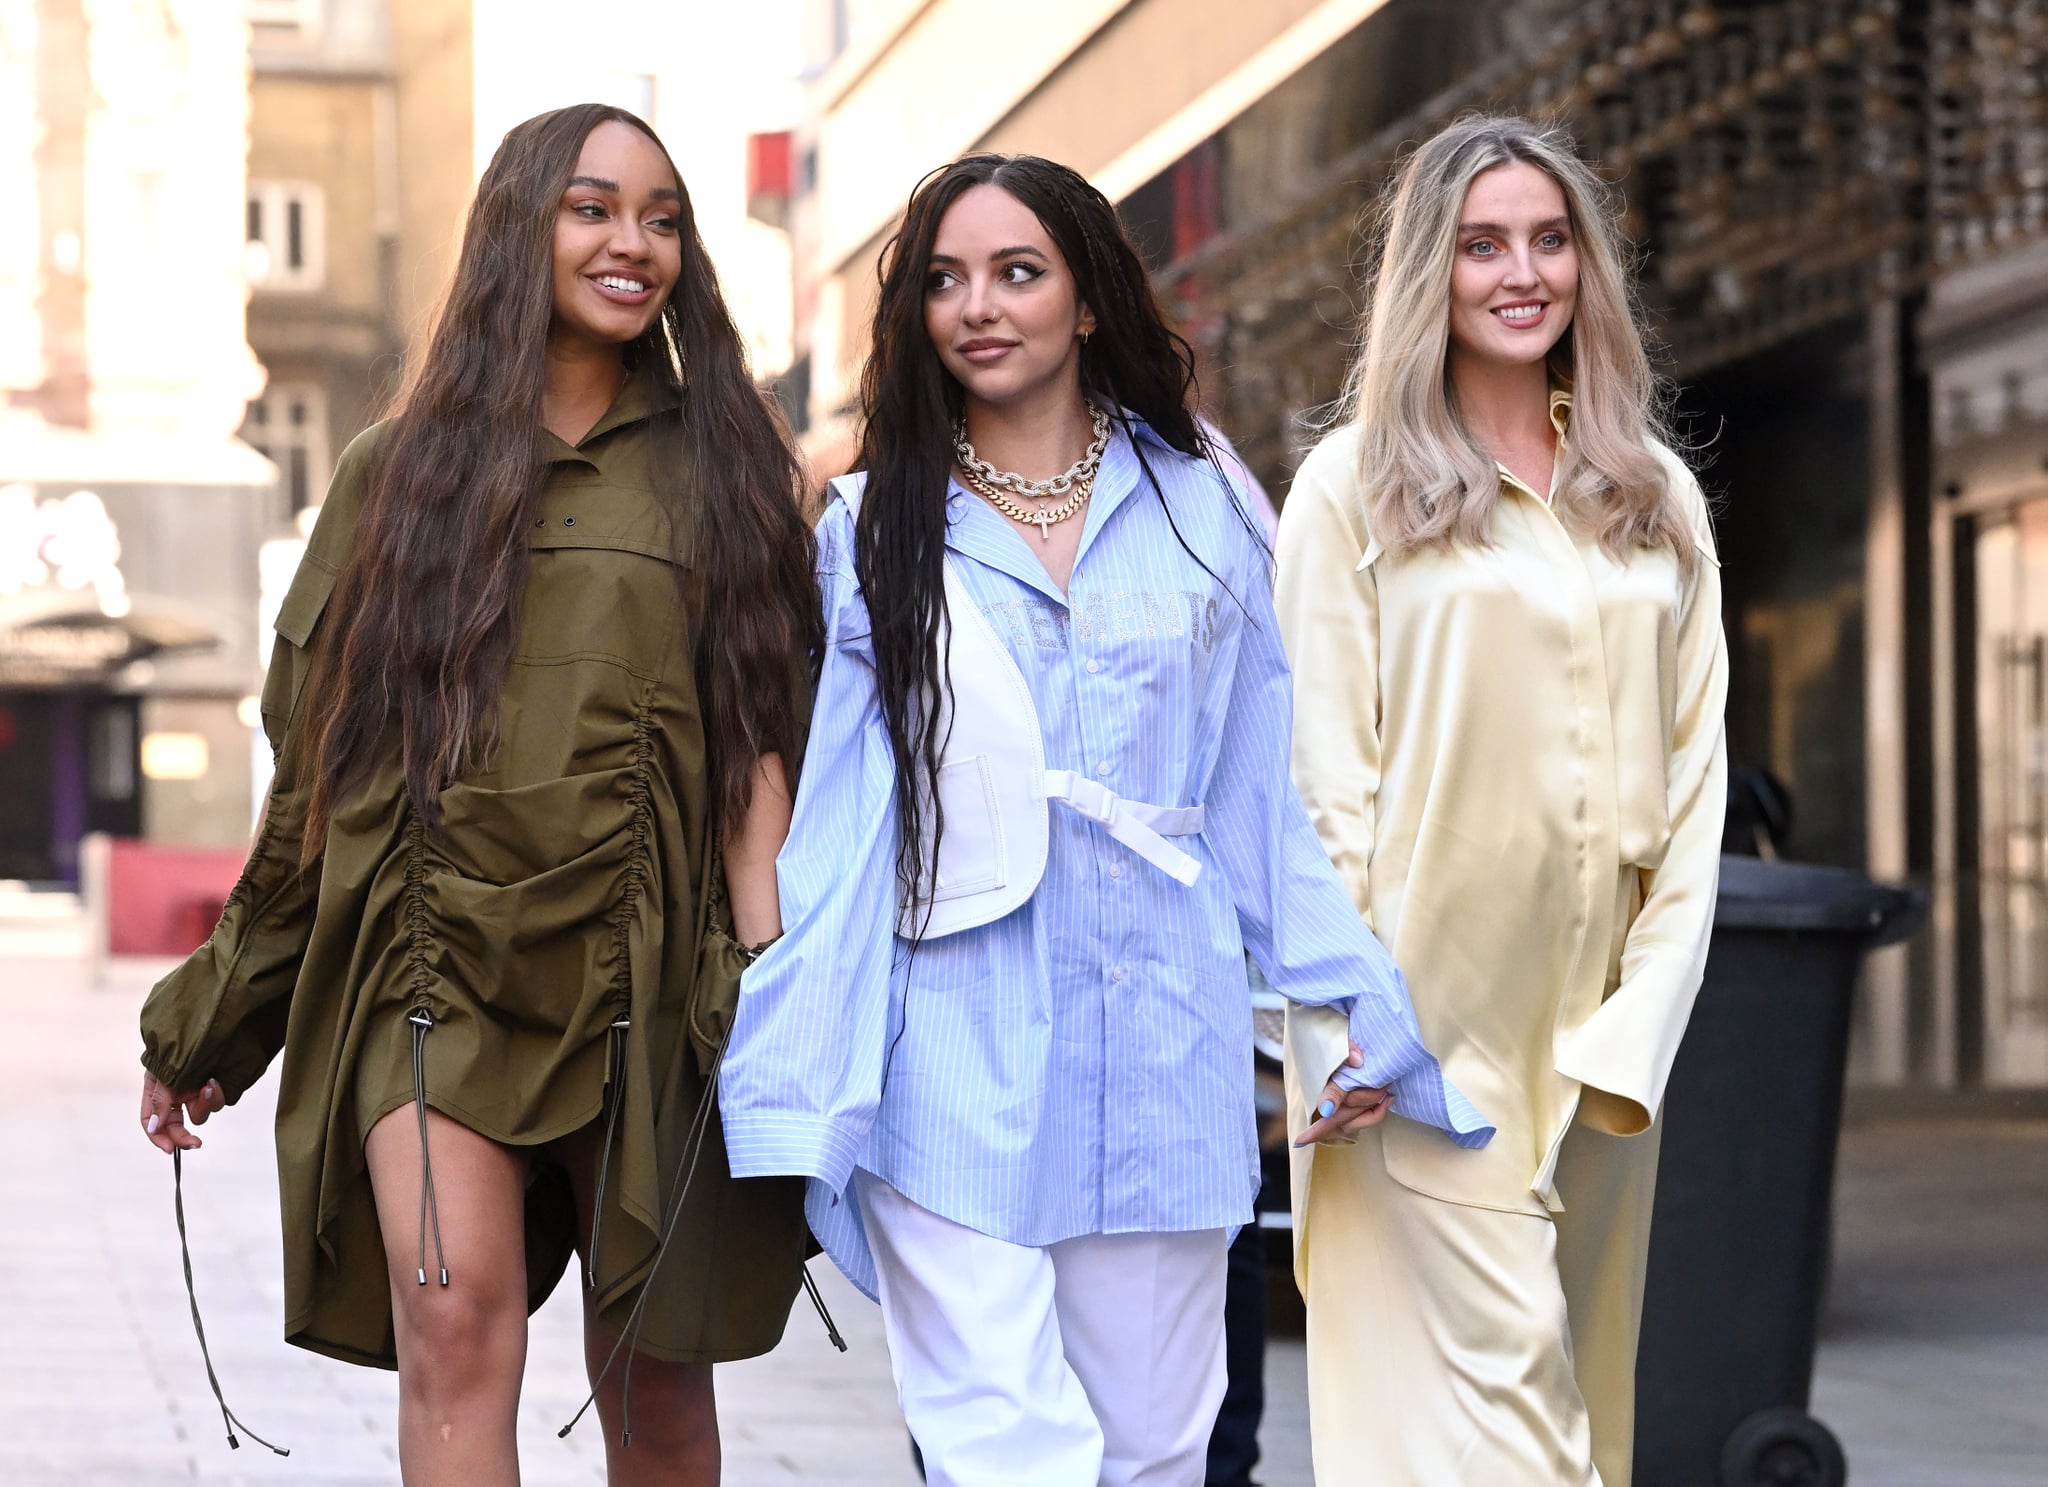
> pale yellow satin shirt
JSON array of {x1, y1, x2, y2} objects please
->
[{"x1": 1276, "y1": 401, "x2": 1728, "y2": 1219}]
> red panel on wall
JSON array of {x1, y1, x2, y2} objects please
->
[
  {"x1": 748, "y1": 130, "x2": 793, "y2": 199},
  {"x1": 106, "y1": 838, "x2": 247, "y2": 956}
]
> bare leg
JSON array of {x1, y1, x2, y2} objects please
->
[
  {"x1": 365, "y1": 1103, "x2": 531, "y2": 1487},
  {"x1": 554, "y1": 1119, "x2": 721, "y2": 1486}
]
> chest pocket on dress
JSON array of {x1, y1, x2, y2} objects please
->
[
  {"x1": 275, "y1": 553, "x2": 339, "y2": 648},
  {"x1": 264, "y1": 554, "x2": 341, "y2": 745},
  {"x1": 523, "y1": 488, "x2": 687, "y2": 678}
]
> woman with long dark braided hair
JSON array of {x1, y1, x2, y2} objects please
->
[
  {"x1": 136, "y1": 106, "x2": 818, "y2": 1485},
  {"x1": 719, "y1": 153, "x2": 1490, "y2": 1486}
]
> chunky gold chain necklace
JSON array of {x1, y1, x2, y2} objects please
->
[
  {"x1": 960, "y1": 464, "x2": 1096, "y2": 540},
  {"x1": 953, "y1": 402, "x2": 1111, "y2": 541},
  {"x1": 953, "y1": 401, "x2": 1110, "y2": 497}
]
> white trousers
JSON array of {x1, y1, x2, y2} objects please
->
[{"x1": 857, "y1": 1172, "x2": 1230, "y2": 1487}]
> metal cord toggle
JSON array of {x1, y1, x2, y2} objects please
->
[
  {"x1": 585, "y1": 1012, "x2": 631, "y2": 1290},
  {"x1": 408, "y1": 1007, "x2": 449, "y2": 1288}
]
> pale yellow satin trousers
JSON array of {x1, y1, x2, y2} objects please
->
[{"x1": 1301, "y1": 1114, "x2": 1662, "y2": 1487}]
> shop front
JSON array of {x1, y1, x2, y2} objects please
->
[
  {"x1": 1925, "y1": 239, "x2": 2048, "y2": 1090},
  {"x1": 0, "y1": 473, "x2": 268, "y2": 887}
]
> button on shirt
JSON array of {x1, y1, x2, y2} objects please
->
[{"x1": 719, "y1": 421, "x2": 1491, "y2": 1299}]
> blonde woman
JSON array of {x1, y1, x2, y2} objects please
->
[{"x1": 1276, "y1": 114, "x2": 1727, "y2": 1485}]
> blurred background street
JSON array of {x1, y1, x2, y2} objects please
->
[{"x1": 5, "y1": 0, "x2": 2048, "y2": 1481}]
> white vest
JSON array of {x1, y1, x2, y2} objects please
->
[{"x1": 829, "y1": 474, "x2": 1205, "y2": 939}]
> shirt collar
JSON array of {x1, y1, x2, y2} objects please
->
[
  {"x1": 538, "y1": 368, "x2": 679, "y2": 467},
  {"x1": 1494, "y1": 389, "x2": 1573, "y2": 501}
]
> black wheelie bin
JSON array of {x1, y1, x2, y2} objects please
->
[{"x1": 1634, "y1": 854, "x2": 1926, "y2": 1487}]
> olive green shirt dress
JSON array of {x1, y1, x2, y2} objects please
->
[{"x1": 138, "y1": 374, "x2": 808, "y2": 1369}]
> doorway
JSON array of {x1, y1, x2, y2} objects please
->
[
  {"x1": 0, "y1": 691, "x2": 142, "y2": 886},
  {"x1": 1970, "y1": 496, "x2": 2048, "y2": 1086}
]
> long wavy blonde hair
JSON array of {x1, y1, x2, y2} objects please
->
[{"x1": 1339, "y1": 113, "x2": 1695, "y2": 575}]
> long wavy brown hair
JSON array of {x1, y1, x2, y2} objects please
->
[{"x1": 302, "y1": 104, "x2": 819, "y2": 854}]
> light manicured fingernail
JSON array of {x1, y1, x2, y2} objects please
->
[
  {"x1": 1318, "y1": 1099, "x2": 1336, "y2": 1120},
  {"x1": 146, "y1": 1114, "x2": 160, "y2": 1135}
]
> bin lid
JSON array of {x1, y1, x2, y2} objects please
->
[{"x1": 1714, "y1": 855, "x2": 1926, "y2": 947}]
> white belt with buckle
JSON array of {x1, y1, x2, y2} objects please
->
[{"x1": 1039, "y1": 769, "x2": 1205, "y2": 886}]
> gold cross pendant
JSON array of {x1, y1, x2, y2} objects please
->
[{"x1": 1037, "y1": 511, "x2": 1052, "y2": 541}]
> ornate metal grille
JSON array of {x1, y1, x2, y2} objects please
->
[{"x1": 1159, "y1": 0, "x2": 2048, "y2": 458}]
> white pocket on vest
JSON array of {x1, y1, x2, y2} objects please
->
[{"x1": 932, "y1": 754, "x2": 1007, "y2": 899}]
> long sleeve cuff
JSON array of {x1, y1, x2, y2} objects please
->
[
  {"x1": 719, "y1": 1109, "x2": 865, "y2": 1189},
  {"x1": 1331, "y1": 994, "x2": 1494, "y2": 1148}
]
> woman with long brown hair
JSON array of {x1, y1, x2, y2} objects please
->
[
  {"x1": 136, "y1": 104, "x2": 819, "y2": 1485},
  {"x1": 1277, "y1": 114, "x2": 1728, "y2": 1484}
]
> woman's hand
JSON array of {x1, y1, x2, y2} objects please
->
[
  {"x1": 140, "y1": 1073, "x2": 225, "y2": 1154},
  {"x1": 1294, "y1": 1041, "x2": 1393, "y2": 1146}
]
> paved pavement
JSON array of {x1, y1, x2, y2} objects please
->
[
  {"x1": 1, "y1": 945, "x2": 2041, "y2": 1484},
  {"x1": 1810, "y1": 1114, "x2": 2048, "y2": 1486},
  {"x1": 0, "y1": 951, "x2": 925, "y2": 1487}
]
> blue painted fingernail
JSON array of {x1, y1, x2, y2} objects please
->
[{"x1": 1318, "y1": 1100, "x2": 1336, "y2": 1120}]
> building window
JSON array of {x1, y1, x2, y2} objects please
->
[
  {"x1": 245, "y1": 181, "x2": 324, "y2": 291},
  {"x1": 244, "y1": 383, "x2": 330, "y2": 515},
  {"x1": 248, "y1": 0, "x2": 321, "y2": 40}
]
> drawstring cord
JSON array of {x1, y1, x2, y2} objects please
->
[
  {"x1": 554, "y1": 867, "x2": 845, "y2": 1448},
  {"x1": 173, "y1": 1149, "x2": 289, "y2": 1456},
  {"x1": 558, "y1": 1024, "x2": 725, "y2": 1447},
  {"x1": 584, "y1": 1013, "x2": 631, "y2": 1290},
  {"x1": 558, "y1": 1021, "x2": 849, "y2": 1447},
  {"x1": 803, "y1": 1264, "x2": 847, "y2": 1352},
  {"x1": 408, "y1": 1007, "x2": 449, "y2": 1288},
  {"x1": 614, "y1": 1039, "x2": 723, "y2": 1448}
]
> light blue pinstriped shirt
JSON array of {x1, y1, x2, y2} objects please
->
[{"x1": 719, "y1": 421, "x2": 1491, "y2": 1299}]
